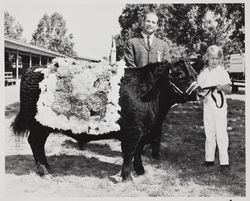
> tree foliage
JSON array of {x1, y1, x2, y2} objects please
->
[
  {"x1": 116, "y1": 4, "x2": 245, "y2": 60},
  {"x1": 31, "y1": 12, "x2": 77, "y2": 57},
  {"x1": 4, "y1": 11, "x2": 24, "y2": 40}
]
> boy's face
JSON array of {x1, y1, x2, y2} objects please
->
[{"x1": 208, "y1": 53, "x2": 221, "y2": 69}]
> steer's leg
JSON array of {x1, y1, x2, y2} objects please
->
[
  {"x1": 151, "y1": 125, "x2": 162, "y2": 160},
  {"x1": 150, "y1": 99, "x2": 171, "y2": 160},
  {"x1": 121, "y1": 128, "x2": 141, "y2": 181},
  {"x1": 28, "y1": 121, "x2": 50, "y2": 176},
  {"x1": 133, "y1": 135, "x2": 149, "y2": 175}
]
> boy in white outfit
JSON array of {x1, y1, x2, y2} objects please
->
[{"x1": 197, "y1": 45, "x2": 231, "y2": 171}]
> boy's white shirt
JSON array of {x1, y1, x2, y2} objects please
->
[
  {"x1": 197, "y1": 65, "x2": 231, "y2": 107},
  {"x1": 197, "y1": 65, "x2": 231, "y2": 88}
]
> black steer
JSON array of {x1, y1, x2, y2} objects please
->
[{"x1": 11, "y1": 60, "x2": 201, "y2": 181}]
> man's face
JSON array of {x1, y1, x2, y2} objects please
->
[{"x1": 142, "y1": 14, "x2": 158, "y2": 35}]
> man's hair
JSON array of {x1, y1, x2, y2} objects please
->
[{"x1": 144, "y1": 12, "x2": 159, "y2": 22}]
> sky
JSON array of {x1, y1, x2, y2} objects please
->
[{"x1": 3, "y1": 0, "x2": 126, "y2": 59}]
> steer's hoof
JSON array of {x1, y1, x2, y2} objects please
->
[
  {"x1": 37, "y1": 164, "x2": 50, "y2": 176},
  {"x1": 152, "y1": 153, "x2": 161, "y2": 161},
  {"x1": 122, "y1": 174, "x2": 133, "y2": 182},
  {"x1": 135, "y1": 166, "x2": 145, "y2": 175},
  {"x1": 121, "y1": 171, "x2": 133, "y2": 182}
]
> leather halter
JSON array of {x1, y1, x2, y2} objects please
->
[
  {"x1": 169, "y1": 61, "x2": 199, "y2": 101},
  {"x1": 169, "y1": 80, "x2": 200, "y2": 100}
]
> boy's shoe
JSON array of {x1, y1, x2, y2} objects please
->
[
  {"x1": 220, "y1": 164, "x2": 230, "y2": 171},
  {"x1": 203, "y1": 161, "x2": 214, "y2": 167}
]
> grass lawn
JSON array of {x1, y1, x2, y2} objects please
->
[
  {"x1": 159, "y1": 98, "x2": 245, "y2": 196},
  {"x1": 4, "y1": 96, "x2": 245, "y2": 197}
]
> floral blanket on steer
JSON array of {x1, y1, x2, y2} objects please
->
[{"x1": 35, "y1": 58, "x2": 125, "y2": 134}]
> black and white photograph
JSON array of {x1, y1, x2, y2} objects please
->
[{"x1": 1, "y1": 0, "x2": 247, "y2": 199}]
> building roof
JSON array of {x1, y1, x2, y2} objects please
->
[
  {"x1": 75, "y1": 49, "x2": 103, "y2": 62},
  {"x1": 74, "y1": 55, "x2": 102, "y2": 62},
  {"x1": 4, "y1": 37, "x2": 65, "y2": 57},
  {"x1": 4, "y1": 37, "x2": 102, "y2": 62}
]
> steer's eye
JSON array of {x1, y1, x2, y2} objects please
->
[
  {"x1": 171, "y1": 71, "x2": 178, "y2": 76},
  {"x1": 172, "y1": 72, "x2": 184, "y2": 79}
]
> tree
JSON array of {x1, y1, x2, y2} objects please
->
[
  {"x1": 169, "y1": 3, "x2": 245, "y2": 55},
  {"x1": 4, "y1": 11, "x2": 24, "y2": 40},
  {"x1": 116, "y1": 4, "x2": 245, "y2": 60},
  {"x1": 217, "y1": 4, "x2": 245, "y2": 54},
  {"x1": 31, "y1": 12, "x2": 77, "y2": 57}
]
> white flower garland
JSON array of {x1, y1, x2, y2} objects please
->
[{"x1": 35, "y1": 57, "x2": 125, "y2": 134}]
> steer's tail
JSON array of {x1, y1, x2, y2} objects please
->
[
  {"x1": 11, "y1": 109, "x2": 29, "y2": 136},
  {"x1": 11, "y1": 67, "x2": 45, "y2": 136}
]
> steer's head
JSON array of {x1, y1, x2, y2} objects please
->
[{"x1": 169, "y1": 60, "x2": 202, "y2": 103}]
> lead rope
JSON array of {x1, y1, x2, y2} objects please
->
[
  {"x1": 211, "y1": 88, "x2": 224, "y2": 109},
  {"x1": 202, "y1": 86, "x2": 224, "y2": 108}
]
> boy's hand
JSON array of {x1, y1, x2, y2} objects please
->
[
  {"x1": 217, "y1": 84, "x2": 231, "y2": 94},
  {"x1": 217, "y1": 84, "x2": 223, "y2": 92}
]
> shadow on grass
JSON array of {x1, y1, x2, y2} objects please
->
[
  {"x1": 62, "y1": 139, "x2": 121, "y2": 158},
  {"x1": 5, "y1": 154, "x2": 121, "y2": 178},
  {"x1": 5, "y1": 102, "x2": 20, "y2": 119}
]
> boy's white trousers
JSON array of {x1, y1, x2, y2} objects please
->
[{"x1": 203, "y1": 99, "x2": 229, "y2": 165}]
